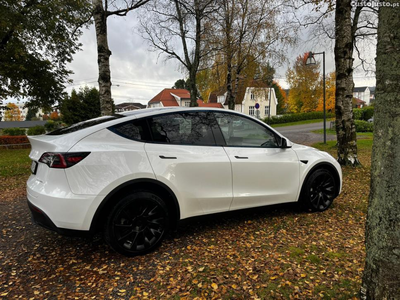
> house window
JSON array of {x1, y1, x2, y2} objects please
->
[
  {"x1": 250, "y1": 92, "x2": 255, "y2": 100},
  {"x1": 265, "y1": 106, "x2": 270, "y2": 116},
  {"x1": 249, "y1": 106, "x2": 255, "y2": 116},
  {"x1": 184, "y1": 101, "x2": 191, "y2": 107}
]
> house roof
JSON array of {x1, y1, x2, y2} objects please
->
[
  {"x1": 353, "y1": 97, "x2": 366, "y2": 104},
  {"x1": 353, "y1": 86, "x2": 368, "y2": 93},
  {"x1": 197, "y1": 100, "x2": 224, "y2": 108},
  {"x1": 115, "y1": 102, "x2": 146, "y2": 109},
  {"x1": 148, "y1": 89, "x2": 190, "y2": 107},
  {"x1": 369, "y1": 86, "x2": 376, "y2": 95}
]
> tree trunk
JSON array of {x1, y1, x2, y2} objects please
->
[
  {"x1": 361, "y1": 2, "x2": 400, "y2": 298},
  {"x1": 188, "y1": 71, "x2": 199, "y2": 107},
  {"x1": 226, "y1": 58, "x2": 235, "y2": 110},
  {"x1": 334, "y1": 0, "x2": 360, "y2": 166},
  {"x1": 93, "y1": 0, "x2": 113, "y2": 116}
]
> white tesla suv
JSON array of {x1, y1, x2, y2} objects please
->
[{"x1": 27, "y1": 108, "x2": 342, "y2": 256}]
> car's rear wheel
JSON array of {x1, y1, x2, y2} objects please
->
[
  {"x1": 104, "y1": 191, "x2": 169, "y2": 256},
  {"x1": 302, "y1": 169, "x2": 337, "y2": 212}
]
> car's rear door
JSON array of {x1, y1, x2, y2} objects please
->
[
  {"x1": 144, "y1": 111, "x2": 232, "y2": 219},
  {"x1": 213, "y1": 112, "x2": 300, "y2": 210}
]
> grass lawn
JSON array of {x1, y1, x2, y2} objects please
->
[
  {"x1": 0, "y1": 141, "x2": 372, "y2": 299},
  {"x1": 313, "y1": 128, "x2": 374, "y2": 139},
  {"x1": 270, "y1": 118, "x2": 334, "y2": 128},
  {"x1": 0, "y1": 148, "x2": 31, "y2": 177}
]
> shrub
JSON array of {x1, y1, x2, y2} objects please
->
[
  {"x1": 27, "y1": 126, "x2": 46, "y2": 135},
  {"x1": 265, "y1": 111, "x2": 335, "y2": 125},
  {"x1": 355, "y1": 120, "x2": 373, "y2": 132},
  {"x1": 362, "y1": 106, "x2": 374, "y2": 121},
  {"x1": 2, "y1": 127, "x2": 26, "y2": 136},
  {"x1": 353, "y1": 108, "x2": 363, "y2": 120},
  {"x1": 0, "y1": 135, "x2": 29, "y2": 147},
  {"x1": 353, "y1": 106, "x2": 374, "y2": 121}
]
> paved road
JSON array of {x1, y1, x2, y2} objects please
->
[{"x1": 274, "y1": 121, "x2": 336, "y2": 145}]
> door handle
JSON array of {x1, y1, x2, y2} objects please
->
[
  {"x1": 159, "y1": 155, "x2": 177, "y2": 159},
  {"x1": 234, "y1": 156, "x2": 248, "y2": 159}
]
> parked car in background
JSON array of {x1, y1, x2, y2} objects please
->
[{"x1": 27, "y1": 108, "x2": 342, "y2": 256}]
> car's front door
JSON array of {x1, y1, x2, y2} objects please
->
[
  {"x1": 213, "y1": 112, "x2": 300, "y2": 210},
  {"x1": 144, "y1": 111, "x2": 232, "y2": 219}
]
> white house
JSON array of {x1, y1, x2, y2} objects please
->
[
  {"x1": 353, "y1": 87, "x2": 370, "y2": 106},
  {"x1": 208, "y1": 83, "x2": 278, "y2": 119}
]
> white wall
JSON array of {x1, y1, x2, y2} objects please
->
[{"x1": 242, "y1": 87, "x2": 277, "y2": 119}]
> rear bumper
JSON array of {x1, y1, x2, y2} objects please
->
[
  {"x1": 26, "y1": 171, "x2": 98, "y2": 231},
  {"x1": 28, "y1": 200, "x2": 58, "y2": 231},
  {"x1": 27, "y1": 200, "x2": 92, "y2": 237}
]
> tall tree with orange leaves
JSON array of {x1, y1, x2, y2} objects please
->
[
  {"x1": 316, "y1": 72, "x2": 335, "y2": 113},
  {"x1": 286, "y1": 53, "x2": 322, "y2": 113},
  {"x1": 4, "y1": 103, "x2": 23, "y2": 121}
]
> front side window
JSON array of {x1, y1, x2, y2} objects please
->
[
  {"x1": 214, "y1": 112, "x2": 278, "y2": 147},
  {"x1": 249, "y1": 106, "x2": 255, "y2": 116},
  {"x1": 148, "y1": 112, "x2": 216, "y2": 146}
]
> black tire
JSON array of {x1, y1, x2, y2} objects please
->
[
  {"x1": 104, "y1": 191, "x2": 169, "y2": 257},
  {"x1": 302, "y1": 169, "x2": 337, "y2": 212}
]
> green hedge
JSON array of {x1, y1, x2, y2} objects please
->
[
  {"x1": 2, "y1": 127, "x2": 26, "y2": 136},
  {"x1": 354, "y1": 106, "x2": 374, "y2": 121},
  {"x1": 355, "y1": 120, "x2": 373, "y2": 132},
  {"x1": 27, "y1": 126, "x2": 46, "y2": 135},
  {"x1": 264, "y1": 112, "x2": 335, "y2": 125}
]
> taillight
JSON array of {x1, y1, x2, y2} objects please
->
[{"x1": 39, "y1": 152, "x2": 90, "y2": 169}]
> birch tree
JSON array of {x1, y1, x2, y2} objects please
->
[
  {"x1": 140, "y1": 0, "x2": 216, "y2": 107},
  {"x1": 289, "y1": 0, "x2": 377, "y2": 166},
  {"x1": 92, "y1": 0, "x2": 149, "y2": 115},
  {"x1": 213, "y1": 0, "x2": 294, "y2": 109},
  {"x1": 361, "y1": 1, "x2": 400, "y2": 297}
]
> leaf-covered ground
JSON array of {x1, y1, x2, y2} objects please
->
[{"x1": 0, "y1": 142, "x2": 371, "y2": 299}]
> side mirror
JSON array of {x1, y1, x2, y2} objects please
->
[{"x1": 280, "y1": 137, "x2": 292, "y2": 148}]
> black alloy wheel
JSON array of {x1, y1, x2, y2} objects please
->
[
  {"x1": 304, "y1": 169, "x2": 337, "y2": 212},
  {"x1": 105, "y1": 191, "x2": 169, "y2": 256}
]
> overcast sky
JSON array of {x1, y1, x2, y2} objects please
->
[{"x1": 65, "y1": 7, "x2": 377, "y2": 106}]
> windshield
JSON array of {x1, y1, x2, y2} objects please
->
[{"x1": 47, "y1": 114, "x2": 125, "y2": 135}]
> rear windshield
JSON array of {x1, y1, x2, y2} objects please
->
[{"x1": 47, "y1": 114, "x2": 125, "y2": 135}]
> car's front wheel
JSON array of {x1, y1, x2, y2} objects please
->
[
  {"x1": 104, "y1": 191, "x2": 169, "y2": 256},
  {"x1": 302, "y1": 169, "x2": 337, "y2": 212}
]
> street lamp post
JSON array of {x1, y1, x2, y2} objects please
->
[{"x1": 305, "y1": 51, "x2": 326, "y2": 144}]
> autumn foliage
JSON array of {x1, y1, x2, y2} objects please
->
[
  {"x1": 316, "y1": 73, "x2": 336, "y2": 113},
  {"x1": 3, "y1": 103, "x2": 23, "y2": 121},
  {"x1": 286, "y1": 53, "x2": 322, "y2": 113},
  {"x1": 50, "y1": 111, "x2": 59, "y2": 120}
]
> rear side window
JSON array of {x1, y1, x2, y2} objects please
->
[
  {"x1": 47, "y1": 115, "x2": 125, "y2": 135},
  {"x1": 108, "y1": 118, "x2": 151, "y2": 141},
  {"x1": 148, "y1": 112, "x2": 217, "y2": 146}
]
